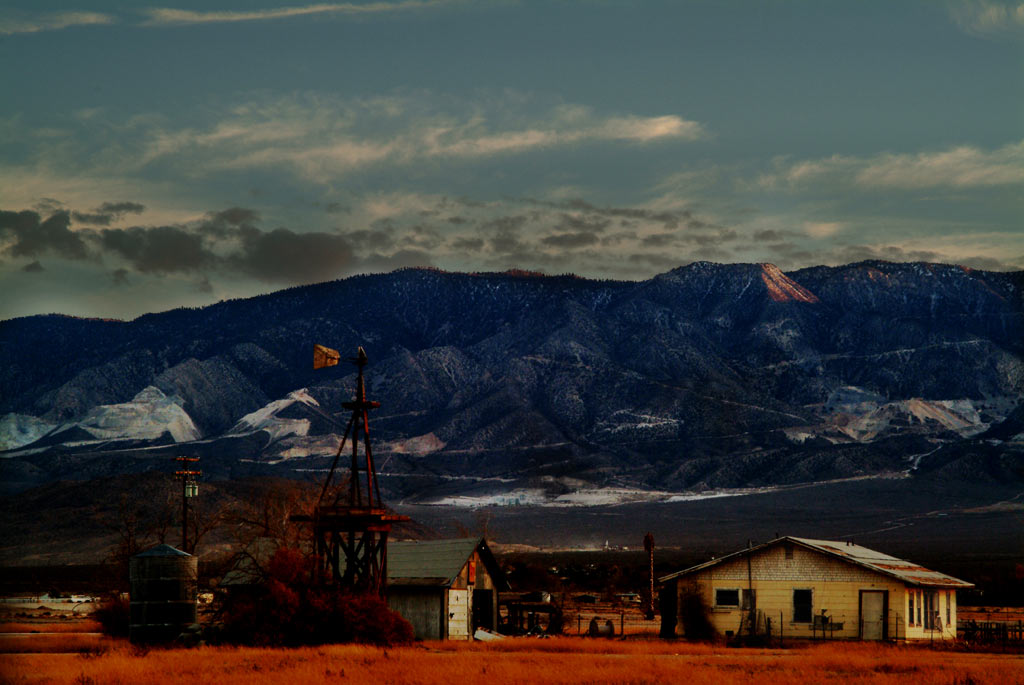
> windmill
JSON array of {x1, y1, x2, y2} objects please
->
[{"x1": 292, "y1": 344, "x2": 408, "y2": 596}]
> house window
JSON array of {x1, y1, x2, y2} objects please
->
[
  {"x1": 715, "y1": 588, "x2": 740, "y2": 608},
  {"x1": 946, "y1": 591, "x2": 951, "y2": 627},
  {"x1": 917, "y1": 591, "x2": 922, "y2": 626},
  {"x1": 784, "y1": 543, "x2": 794, "y2": 559},
  {"x1": 908, "y1": 592, "x2": 915, "y2": 625},
  {"x1": 793, "y1": 589, "x2": 813, "y2": 623},
  {"x1": 923, "y1": 591, "x2": 939, "y2": 629}
]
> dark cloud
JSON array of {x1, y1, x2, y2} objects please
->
[
  {"x1": 753, "y1": 229, "x2": 796, "y2": 242},
  {"x1": 341, "y1": 228, "x2": 395, "y2": 250},
  {"x1": 0, "y1": 210, "x2": 91, "y2": 260},
  {"x1": 22, "y1": 260, "x2": 44, "y2": 273},
  {"x1": 554, "y1": 213, "x2": 610, "y2": 233},
  {"x1": 33, "y1": 198, "x2": 64, "y2": 213},
  {"x1": 100, "y1": 225, "x2": 214, "y2": 273},
  {"x1": 482, "y1": 215, "x2": 527, "y2": 232},
  {"x1": 451, "y1": 236, "x2": 485, "y2": 251},
  {"x1": 447, "y1": 216, "x2": 469, "y2": 225},
  {"x1": 112, "y1": 268, "x2": 130, "y2": 286},
  {"x1": 196, "y1": 276, "x2": 213, "y2": 293},
  {"x1": 98, "y1": 201, "x2": 145, "y2": 215},
  {"x1": 72, "y1": 201, "x2": 146, "y2": 226},
  {"x1": 230, "y1": 226, "x2": 353, "y2": 283},
  {"x1": 491, "y1": 229, "x2": 526, "y2": 255},
  {"x1": 324, "y1": 202, "x2": 349, "y2": 214},
  {"x1": 211, "y1": 207, "x2": 260, "y2": 226},
  {"x1": 541, "y1": 231, "x2": 601, "y2": 248},
  {"x1": 398, "y1": 225, "x2": 443, "y2": 250},
  {"x1": 531, "y1": 197, "x2": 687, "y2": 230},
  {"x1": 601, "y1": 231, "x2": 637, "y2": 246},
  {"x1": 688, "y1": 229, "x2": 737, "y2": 246},
  {"x1": 641, "y1": 232, "x2": 676, "y2": 248},
  {"x1": 72, "y1": 211, "x2": 115, "y2": 226}
]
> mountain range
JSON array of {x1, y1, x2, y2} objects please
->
[{"x1": 1, "y1": 260, "x2": 1022, "y2": 508}]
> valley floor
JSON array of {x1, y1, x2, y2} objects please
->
[{"x1": 3, "y1": 637, "x2": 1023, "y2": 684}]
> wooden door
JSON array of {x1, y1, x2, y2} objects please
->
[
  {"x1": 448, "y1": 589, "x2": 470, "y2": 640},
  {"x1": 860, "y1": 590, "x2": 886, "y2": 640}
]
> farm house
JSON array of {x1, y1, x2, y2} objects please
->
[
  {"x1": 659, "y1": 536, "x2": 973, "y2": 641},
  {"x1": 386, "y1": 538, "x2": 510, "y2": 640}
]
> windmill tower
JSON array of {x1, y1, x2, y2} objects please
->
[{"x1": 293, "y1": 345, "x2": 408, "y2": 596}]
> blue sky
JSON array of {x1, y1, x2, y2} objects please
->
[{"x1": 1, "y1": 0, "x2": 1022, "y2": 319}]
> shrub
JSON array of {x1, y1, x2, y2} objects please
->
[
  {"x1": 92, "y1": 595, "x2": 130, "y2": 638},
  {"x1": 219, "y1": 548, "x2": 413, "y2": 647},
  {"x1": 678, "y1": 584, "x2": 716, "y2": 641}
]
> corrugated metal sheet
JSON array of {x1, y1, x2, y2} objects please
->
[
  {"x1": 789, "y1": 537, "x2": 973, "y2": 588},
  {"x1": 659, "y1": 536, "x2": 973, "y2": 589},
  {"x1": 388, "y1": 539, "x2": 482, "y2": 586}
]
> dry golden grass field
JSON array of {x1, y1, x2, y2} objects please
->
[{"x1": 2, "y1": 637, "x2": 1023, "y2": 685}]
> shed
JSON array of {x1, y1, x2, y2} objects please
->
[
  {"x1": 659, "y1": 536, "x2": 973, "y2": 641},
  {"x1": 386, "y1": 538, "x2": 510, "y2": 640}
]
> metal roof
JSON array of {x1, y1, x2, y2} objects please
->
[
  {"x1": 217, "y1": 537, "x2": 510, "y2": 590},
  {"x1": 134, "y1": 544, "x2": 190, "y2": 558},
  {"x1": 388, "y1": 538, "x2": 509, "y2": 590},
  {"x1": 659, "y1": 536, "x2": 973, "y2": 589}
]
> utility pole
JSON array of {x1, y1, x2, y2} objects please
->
[
  {"x1": 644, "y1": 532, "x2": 656, "y2": 620},
  {"x1": 174, "y1": 456, "x2": 200, "y2": 552}
]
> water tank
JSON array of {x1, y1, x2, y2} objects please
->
[{"x1": 129, "y1": 544, "x2": 197, "y2": 643}]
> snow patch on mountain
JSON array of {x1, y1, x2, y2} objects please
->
[
  {"x1": 229, "y1": 389, "x2": 319, "y2": 442},
  {"x1": 830, "y1": 395, "x2": 987, "y2": 441},
  {"x1": 71, "y1": 386, "x2": 201, "y2": 442},
  {"x1": 424, "y1": 485, "x2": 779, "y2": 508},
  {"x1": 0, "y1": 414, "x2": 57, "y2": 451},
  {"x1": 386, "y1": 432, "x2": 446, "y2": 456}
]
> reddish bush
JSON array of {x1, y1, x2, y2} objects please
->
[
  {"x1": 92, "y1": 594, "x2": 130, "y2": 638},
  {"x1": 220, "y1": 548, "x2": 413, "y2": 647}
]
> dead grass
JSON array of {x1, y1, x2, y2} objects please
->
[
  {"x1": 2, "y1": 639, "x2": 1023, "y2": 684},
  {"x1": 0, "y1": 621, "x2": 102, "y2": 633},
  {"x1": 0, "y1": 633, "x2": 110, "y2": 654}
]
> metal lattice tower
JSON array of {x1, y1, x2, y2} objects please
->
[{"x1": 293, "y1": 345, "x2": 408, "y2": 595}]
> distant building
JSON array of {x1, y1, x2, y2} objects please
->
[
  {"x1": 387, "y1": 538, "x2": 510, "y2": 640},
  {"x1": 659, "y1": 536, "x2": 972, "y2": 641}
]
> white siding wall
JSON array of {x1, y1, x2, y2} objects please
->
[{"x1": 676, "y1": 544, "x2": 959, "y2": 641}]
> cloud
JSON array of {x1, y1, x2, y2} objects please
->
[
  {"x1": 100, "y1": 225, "x2": 214, "y2": 274},
  {"x1": 949, "y1": 1, "x2": 1024, "y2": 38},
  {"x1": 144, "y1": 1, "x2": 452, "y2": 26},
  {"x1": 229, "y1": 227, "x2": 354, "y2": 283},
  {"x1": 0, "y1": 210, "x2": 91, "y2": 260},
  {"x1": 72, "y1": 203, "x2": 145, "y2": 226},
  {"x1": 99, "y1": 201, "x2": 146, "y2": 215},
  {"x1": 22, "y1": 260, "x2": 44, "y2": 273},
  {"x1": 540, "y1": 231, "x2": 601, "y2": 249},
  {"x1": 762, "y1": 140, "x2": 1024, "y2": 190},
  {"x1": 451, "y1": 236, "x2": 485, "y2": 251},
  {"x1": 752, "y1": 229, "x2": 796, "y2": 242},
  {"x1": 122, "y1": 95, "x2": 705, "y2": 181},
  {"x1": 112, "y1": 268, "x2": 130, "y2": 286},
  {"x1": 0, "y1": 11, "x2": 114, "y2": 35},
  {"x1": 210, "y1": 206, "x2": 259, "y2": 226},
  {"x1": 804, "y1": 222, "x2": 842, "y2": 238}
]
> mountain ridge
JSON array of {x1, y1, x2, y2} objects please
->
[{"x1": 1, "y1": 260, "x2": 1021, "y2": 502}]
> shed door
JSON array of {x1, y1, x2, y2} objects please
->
[
  {"x1": 860, "y1": 591, "x2": 886, "y2": 640},
  {"x1": 448, "y1": 589, "x2": 470, "y2": 640}
]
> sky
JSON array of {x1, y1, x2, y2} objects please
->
[{"x1": 1, "y1": 0, "x2": 1022, "y2": 320}]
